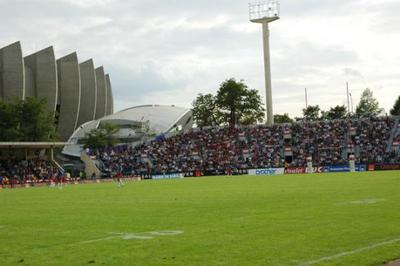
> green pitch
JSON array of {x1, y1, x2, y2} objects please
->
[{"x1": 1, "y1": 171, "x2": 400, "y2": 266}]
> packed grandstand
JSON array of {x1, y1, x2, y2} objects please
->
[
  {"x1": 95, "y1": 116, "x2": 400, "y2": 177},
  {"x1": 1, "y1": 116, "x2": 399, "y2": 187}
]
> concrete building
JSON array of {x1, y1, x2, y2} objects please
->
[
  {"x1": 105, "y1": 74, "x2": 113, "y2": 115},
  {"x1": 76, "y1": 59, "x2": 97, "y2": 127},
  {"x1": 95, "y1": 66, "x2": 107, "y2": 119},
  {"x1": 57, "y1": 52, "x2": 81, "y2": 141},
  {"x1": 0, "y1": 42, "x2": 114, "y2": 141},
  {"x1": 24, "y1": 46, "x2": 58, "y2": 113},
  {"x1": 0, "y1": 42, "x2": 25, "y2": 101}
]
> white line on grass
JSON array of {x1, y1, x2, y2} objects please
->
[
  {"x1": 349, "y1": 198, "x2": 386, "y2": 205},
  {"x1": 80, "y1": 230, "x2": 184, "y2": 244},
  {"x1": 336, "y1": 198, "x2": 386, "y2": 206},
  {"x1": 79, "y1": 236, "x2": 119, "y2": 244},
  {"x1": 299, "y1": 237, "x2": 400, "y2": 266},
  {"x1": 122, "y1": 234, "x2": 154, "y2": 240},
  {"x1": 149, "y1": 230, "x2": 184, "y2": 236}
]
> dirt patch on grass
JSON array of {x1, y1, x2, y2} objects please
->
[{"x1": 385, "y1": 259, "x2": 400, "y2": 266}]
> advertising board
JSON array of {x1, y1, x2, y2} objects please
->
[
  {"x1": 248, "y1": 168, "x2": 285, "y2": 176},
  {"x1": 285, "y1": 167, "x2": 325, "y2": 174},
  {"x1": 374, "y1": 164, "x2": 400, "y2": 171},
  {"x1": 324, "y1": 164, "x2": 366, "y2": 173},
  {"x1": 285, "y1": 167, "x2": 306, "y2": 174},
  {"x1": 152, "y1": 173, "x2": 184, "y2": 180}
]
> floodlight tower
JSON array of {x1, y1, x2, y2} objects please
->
[{"x1": 249, "y1": 0, "x2": 280, "y2": 126}]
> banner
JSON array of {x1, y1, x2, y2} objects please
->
[
  {"x1": 152, "y1": 173, "x2": 184, "y2": 180},
  {"x1": 313, "y1": 166, "x2": 325, "y2": 173},
  {"x1": 368, "y1": 164, "x2": 375, "y2": 171},
  {"x1": 324, "y1": 164, "x2": 366, "y2": 173},
  {"x1": 285, "y1": 167, "x2": 325, "y2": 174},
  {"x1": 285, "y1": 167, "x2": 306, "y2": 174},
  {"x1": 248, "y1": 168, "x2": 285, "y2": 176},
  {"x1": 374, "y1": 164, "x2": 400, "y2": 171}
]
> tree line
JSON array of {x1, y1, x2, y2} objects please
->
[
  {"x1": 0, "y1": 81, "x2": 399, "y2": 143},
  {"x1": 0, "y1": 98, "x2": 57, "y2": 141},
  {"x1": 192, "y1": 79, "x2": 400, "y2": 126}
]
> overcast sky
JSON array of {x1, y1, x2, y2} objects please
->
[{"x1": 0, "y1": 0, "x2": 399, "y2": 118}]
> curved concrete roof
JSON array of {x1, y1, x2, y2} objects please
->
[
  {"x1": 102, "y1": 105, "x2": 191, "y2": 133},
  {"x1": 0, "y1": 42, "x2": 115, "y2": 142},
  {"x1": 95, "y1": 67, "x2": 106, "y2": 119},
  {"x1": 62, "y1": 105, "x2": 193, "y2": 157},
  {"x1": 0, "y1": 41, "x2": 25, "y2": 101},
  {"x1": 24, "y1": 46, "x2": 58, "y2": 113},
  {"x1": 77, "y1": 59, "x2": 97, "y2": 126},
  {"x1": 57, "y1": 52, "x2": 81, "y2": 141}
]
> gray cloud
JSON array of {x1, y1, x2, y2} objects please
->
[
  {"x1": 343, "y1": 68, "x2": 364, "y2": 79},
  {"x1": 0, "y1": 0, "x2": 398, "y2": 118}
]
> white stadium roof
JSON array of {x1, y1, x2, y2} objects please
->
[
  {"x1": 62, "y1": 105, "x2": 193, "y2": 157},
  {"x1": 103, "y1": 105, "x2": 190, "y2": 133}
]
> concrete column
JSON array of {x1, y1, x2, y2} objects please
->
[
  {"x1": 24, "y1": 46, "x2": 58, "y2": 113},
  {"x1": 0, "y1": 42, "x2": 25, "y2": 101},
  {"x1": 76, "y1": 59, "x2": 97, "y2": 127},
  {"x1": 262, "y1": 22, "x2": 274, "y2": 126},
  {"x1": 95, "y1": 67, "x2": 106, "y2": 119},
  {"x1": 57, "y1": 52, "x2": 81, "y2": 140},
  {"x1": 105, "y1": 74, "x2": 113, "y2": 115}
]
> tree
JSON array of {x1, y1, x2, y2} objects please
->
[
  {"x1": 390, "y1": 95, "x2": 400, "y2": 116},
  {"x1": 191, "y1": 79, "x2": 265, "y2": 126},
  {"x1": 302, "y1": 105, "x2": 321, "y2": 121},
  {"x1": 192, "y1": 94, "x2": 221, "y2": 127},
  {"x1": 235, "y1": 88, "x2": 266, "y2": 125},
  {"x1": 0, "y1": 100, "x2": 21, "y2": 141},
  {"x1": 17, "y1": 98, "x2": 57, "y2": 141},
  {"x1": 321, "y1": 105, "x2": 348, "y2": 120},
  {"x1": 274, "y1": 113, "x2": 293, "y2": 124},
  {"x1": 0, "y1": 97, "x2": 56, "y2": 141},
  {"x1": 355, "y1": 88, "x2": 383, "y2": 117},
  {"x1": 215, "y1": 78, "x2": 265, "y2": 125},
  {"x1": 81, "y1": 123, "x2": 119, "y2": 149}
]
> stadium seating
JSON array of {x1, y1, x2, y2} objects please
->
[
  {"x1": 0, "y1": 159, "x2": 57, "y2": 187},
  {"x1": 97, "y1": 117, "x2": 399, "y2": 176}
]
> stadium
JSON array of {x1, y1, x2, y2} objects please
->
[{"x1": 1, "y1": 1, "x2": 400, "y2": 266}]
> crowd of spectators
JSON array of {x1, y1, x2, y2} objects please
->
[
  {"x1": 1, "y1": 118, "x2": 397, "y2": 186},
  {"x1": 96, "y1": 117, "x2": 399, "y2": 176},
  {"x1": 99, "y1": 125, "x2": 284, "y2": 176},
  {"x1": 291, "y1": 120, "x2": 348, "y2": 167},
  {"x1": 350, "y1": 117, "x2": 395, "y2": 163},
  {"x1": 0, "y1": 159, "x2": 58, "y2": 187}
]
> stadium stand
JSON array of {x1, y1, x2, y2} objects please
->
[
  {"x1": 95, "y1": 116, "x2": 399, "y2": 177},
  {"x1": 2, "y1": 117, "x2": 398, "y2": 184},
  {"x1": 0, "y1": 159, "x2": 60, "y2": 187},
  {"x1": 391, "y1": 118, "x2": 400, "y2": 158},
  {"x1": 97, "y1": 124, "x2": 284, "y2": 177},
  {"x1": 0, "y1": 142, "x2": 69, "y2": 188}
]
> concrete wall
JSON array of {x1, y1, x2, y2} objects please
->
[
  {"x1": 24, "y1": 46, "x2": 58, "y2": 113},
  {"x1": 105, "y1": 74, "x2": 113, "y2": 115},
  {"x1": 0, "y1": 41, "x2": 25, "y2": 101},
  {"x1": 57, "y1": 52, "x2": 81, "y2": 141},
  {"x1": 95, "y1": 66, "x2": 106, "y2": 119},
  {"x1": 0, "y1": 41, "x2": 113, "y2": 141},
  {"x1": 76, "y1": 59, "x2": 97, "y2": 127},
  {"x1": 24, "y1": 65, "x2": 35, "y2": 98}
]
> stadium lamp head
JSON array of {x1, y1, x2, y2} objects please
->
[{"x1": 249, "y1": 0, "x2": 280, "y2": 23}]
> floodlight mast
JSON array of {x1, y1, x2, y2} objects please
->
[{"x1": 249, "y1": 0, "x2": 280, "y2": 126}]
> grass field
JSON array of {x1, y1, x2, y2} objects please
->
[{"x1": 1, "y1": 171, "x2": 400, "y2": 266}]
